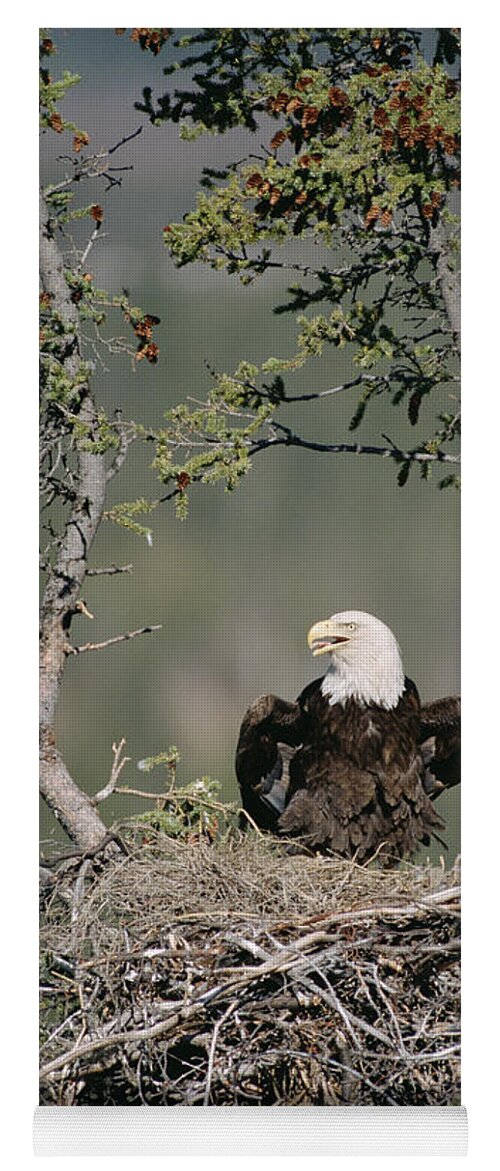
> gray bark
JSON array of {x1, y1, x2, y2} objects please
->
[
  {"x1": 428, "y1": 219, "x2": 461, "y2": 351},
  {"x1": 39, "y1": 192, "x2": 109, "y2": 850}
]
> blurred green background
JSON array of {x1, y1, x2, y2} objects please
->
[{"x1": 40, "y1": 30, "x2": 460, "y2": 860}]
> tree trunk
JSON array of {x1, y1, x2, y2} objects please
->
[
  {"x1": 428, "y1": 219, "x2": 461, "y2": 352},
  {"x1": 39, "y1": 192, "x2": 109, "y2": 850}
]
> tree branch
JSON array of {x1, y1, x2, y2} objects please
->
[
  {"x1": 282, "y1": 374, "x2": 389, "y2": 403},
  {"x1": 93, "y1": 739, "x2": 131, "y2": 804},
  {"x1": 86, "y1": 564, "x2": 133, "y2": 577},
  {"x1": 106, "y1": 425, "x2": 136, "y2": 481},
  {"x1": 66, "y1": 624, "x2": 162, "y2": 656},
  {"x1": 249, "y1": 425, "x2": 460, "y2": 466},
  {"x1": 227, "y1": 371, "x2": 387, "y2": 405},
  {"x1": 76, "y1": 224, "x2": 105, "y2": 272}
]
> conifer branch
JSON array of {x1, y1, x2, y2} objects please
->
[{"x1": 249, "y1": 425, "x2": 460, "y2": 466}]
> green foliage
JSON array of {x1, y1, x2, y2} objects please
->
[
  {"x1": 39, "y1": 295, "x2": 92, "y2": 424},
  {"x1": 104, "y1": 498, "x2": 158, "y2": 540},
  {"x1": 149, "y1": 364, "x2": 276, "y2": 518},
  {"x1": 137, "y1": 746, "x2": 180, "y2": 775},
  {"x1": 134, "y1": 777, "x2": 228, "y2": 843},
  {"x1": 39, "y1": 31, "x2": 86, "y2": 139},
  {"x1": 74, "y1": 411, "x2": 121, "y2": 455},
  {"x1": 135, "y1": 767, "x2": 230, "y2": 841},
  {"x1": 40, "y1": 279, "x2": 159, "y2": 517},
  {"x1": 163, "y1": 175, "x2": 261, "y2": 267},
  {"x1": 152, "y1": 27, "x2": 460, "y2": 489},
  {"x1": 41, "y1": 25, "x2": 461, "y2": 601}
]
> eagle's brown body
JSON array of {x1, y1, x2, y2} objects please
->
[{"x1": 236, "y1": 677, "x2": 460, "y2": 866}]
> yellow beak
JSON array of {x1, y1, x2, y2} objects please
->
[{"x1": 307, "y1": 619, "x2": 350, "y2": 656}]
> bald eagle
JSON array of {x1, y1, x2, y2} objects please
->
[{"x1": 236, "y1": 611, "x2": 460, "y2": 866}]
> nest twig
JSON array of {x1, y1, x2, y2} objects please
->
[{"x1": 40, "y1": 826, "x2": 460, "y2": 1106}]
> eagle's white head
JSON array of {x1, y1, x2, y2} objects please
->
[{"x1": 307, "y1": 609, "x2": 405, "y2": 710}]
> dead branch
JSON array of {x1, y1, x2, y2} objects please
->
[
  {"x1": 107, "y1": 126, "x2": 143, "y2": 156},
  {"x1": 93, "y1": 739, "x2": 131, "y2": 804},
  {"x1": 106, "y1": 426, "x2": 137, "y2": 481},
  {"x1": 203, "y1": 999, "x2": 239, "y2": 1105},
  {"x1": 114, "y1": 785, "x2": 237, "y2": 821},
  {"x1": 39, "y1": 830, "x2": 130, "y2": 871},
  {"x1": 86, "y1": 564, "x2": 133, "y2": 576},
  {"x1": 76, "y1": 225, "x2": 104, "y2": 272},
  {"x1": 66, "y1": 624, "x2": 162, "y2": 655}
]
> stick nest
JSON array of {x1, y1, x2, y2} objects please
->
[{"x1": 40, "y1": 826, "x2": 460, "y2": 1106}]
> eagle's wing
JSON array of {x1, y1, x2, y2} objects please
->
[
  {"x1": 235, "y1": 694, "x2": 303, "y2": 831},
  {"x1": 419, "y1": 696, "x2": 461, "y2": 799}
]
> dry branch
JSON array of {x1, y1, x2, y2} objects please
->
[
  {"x1": 86, "y1": 564, "x2": 133, "y2": 577},
  {"x1": 66, "y1": 624, "x2": 162, "y2": 656},
  {"x1": 93, "y1": 740, "x2": 131, "y2": 804}
]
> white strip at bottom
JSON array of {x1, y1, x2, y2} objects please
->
[{"x1": 34, "y1": 1105, "x2": 468, "y2": 1156}]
